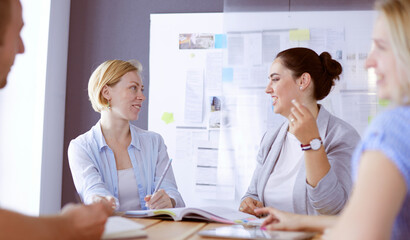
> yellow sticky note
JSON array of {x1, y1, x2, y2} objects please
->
[
  {"x1": 378, "y1": 99, "x2": 390, "y2": 107},
  {"x1": 161, "y1": 112, "x2": 174, "y2": 124},
  {"x1": 289, "y1": 29, "x2": 310, "y2": 41}
]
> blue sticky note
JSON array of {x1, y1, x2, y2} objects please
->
[
  {"x1": 215, "y1": 34, "x2": 227, "y2": 49},
  {"x1": 222, "y1": 68, "x2": 233, "y2": 82}
]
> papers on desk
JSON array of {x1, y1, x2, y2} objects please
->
[{"x1": 102, "y1": 216, "x2": 147, "y2": 239}]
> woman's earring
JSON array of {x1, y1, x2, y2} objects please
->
[
  {"x1": 107, "y1": 101, "x2": 111, "y2": 109},
  {"x1": 300, "y1": 86, "x2": 303, "y2": 90}
]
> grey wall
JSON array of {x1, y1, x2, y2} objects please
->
[
  {"x1": 62, "y1": 0, "x2": 374, "y2": 207},
  {"x1": 224, "y1": 0, "x2": 374, "y2": 12}
]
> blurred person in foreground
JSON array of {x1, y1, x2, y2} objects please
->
[
  {"x1": 255, "y1": 0, "x2": 410, "y2": 239},
  {"x1": 0, "y1": 0, "x2": 113, "y2": 239}
]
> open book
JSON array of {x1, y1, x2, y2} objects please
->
[
  {"x1": 102, "y1": 216, "x2": 147, "y2": 239},
  {"x1": 125, "y1": 206, "x2": 261, "y2": 224}
]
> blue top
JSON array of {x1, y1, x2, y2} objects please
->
[
  {"x1": 351, "y1": 106, "x2": 410, "y2": 240},
  {"x1": 68, "y1": 121, "x2": 185, "y2": 210}
]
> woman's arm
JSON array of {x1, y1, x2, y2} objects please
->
[
  {"x1": 327, "y1": 150, "x2": 406, "y2": 240},
  {"x1": 68, "y1": 140, "x2": 117, "y2": 206},
  {"x1": 289, "y1": 100, "x2": 331, "y2": 187},
  {"x1": 0, "y1": 202, "x2": 112, "y2": 240},
  {"x1": 290, "y1": 100, "x2": 358, "y2": 214},
  {"x1": 255, "y1": 207, "x2": 337, "y2": 232}
]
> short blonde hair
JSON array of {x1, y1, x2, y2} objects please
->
[
  {"x1": 88, "y1": 59, "x2": 143, "y2": 112},
  {"x1": 376, "y1": 0, "x2": 410, "y2": 105}
]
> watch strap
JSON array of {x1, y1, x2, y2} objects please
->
[{"x1": 300, "y1": 137, "x2": 322, "y2": 151}]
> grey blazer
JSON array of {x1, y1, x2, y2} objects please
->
[{"x1": 242, "y1": 106, "x2": 360, "y2": 215}]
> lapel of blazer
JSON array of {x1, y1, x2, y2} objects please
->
[
  {"x1": 316, "y1": 105, "x2": 330, "y2": 140},
  {"x1": 258, "y1": 122, "x2": 289, "y2": 202}
]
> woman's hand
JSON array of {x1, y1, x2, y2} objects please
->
[
  {"x1": 92, "y1": 195, "x2": 116, "y2": 210},
  {"x1": 239, "y1": 197, "x2": 264, "y2": 216},
  {"x1": 254, "y1": 207, "x2": 305, "y2": 231},
  {"x1": 61, "y1": 201, "x2": 113, "y2": 240},
  {"x1": 288, "y1": 99, "x2": 320, "y2": 144},
  {"x1": 144, "y1": 189, "x2": 174, "y2": 209}
]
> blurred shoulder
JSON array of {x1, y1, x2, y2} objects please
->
[{"x1": 369, "y1": 106, "x2": 410, "y2": 130}]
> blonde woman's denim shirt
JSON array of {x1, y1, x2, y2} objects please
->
[{"x1": 68, "y1": 121, "x2": 185, "y2": 210}]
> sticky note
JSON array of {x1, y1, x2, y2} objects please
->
[
  {"x1": 368, "y1": 115, "x2": 373, "y2": 124},
  {"x1": 161, "y1": 112, "x2": 174, "y2": 124},
  {"x1": 215, "y1": 34, "x2": 227, "y2": 49},
  {"x1": 289, "y1": 29, "x2": 310, "y2": 41},
  {"x1": 378, "y1": 99, "x2": 389, "y2": 107},
  {"x1": 222, "y1": 68, "x2": 233, "y2": 82}
]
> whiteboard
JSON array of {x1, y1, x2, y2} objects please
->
[{"x1": 149, "y1": 11, "x2": 379, "y2": 209}]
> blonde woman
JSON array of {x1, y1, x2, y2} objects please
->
[
  {"x1": 255, "y1": 0, "x2": 410, "y2": 239},
  {"x1": 68, "y1": 60, "x2": 185, "y2": 211}
]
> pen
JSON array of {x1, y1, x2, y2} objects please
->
[{"x1": 153, "y1": 158, "x2": 173, "y2": 194}]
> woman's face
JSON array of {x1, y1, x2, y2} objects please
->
[
  {"x1": 108, "y1": 71, "x2": 145, "y2": 121},
  {"x1": 265, "y1": 59, "x2": 300, "y2": 117},
  {"x1": 365, "y1": 14, "x2": 400, "y2": 101}
]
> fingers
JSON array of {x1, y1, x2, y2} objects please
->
[
  {"x1": 239, "y1": 199, "x2": 255, "y2": 215},
  {"x1": 262, "y1": 215, "x2": 279, "y2": 228},
  {"x1": 254, "y1": 207, "x2": 273, "y2": 216},
  {"x1": 255, "y1": 201, "x2": 264, "y2": 208},
  {"x1": 239, "y1": 198, "x2": 261, "y2": 216},
  {"x1": 291, "y1": 99, "x2": 307, "y2": 114},
  {"x1": 145, "y1": 190, "x2": 172, "y2": 209},
  {"x1": 265, "y1": 222, "x2": 283, "y2": 231},
  {"x1": 290, "y1": 106, "x2": 303, "y2": 120},
  {"x1": 255, "y1": 207, "x2": 280, "y2": 227},
  {"x1": 97, "y1": 199, "x2": 115, "y2": 215},
  {"x1": 92, "y1": 195, "x2": 116, "y2": 210},
  {"x1": 255, "y1": 207, "x2": 278, "y2": 227},
  {"x1": 104, "y1": 196, "x2": 117, "y2": 210},
  {"x1": 148, "y1": 190, "x2": 164, "y2": 205}
]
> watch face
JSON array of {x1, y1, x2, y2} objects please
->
[{"x1": 310, "y1": 139, "x2": 322, "y2": 150}]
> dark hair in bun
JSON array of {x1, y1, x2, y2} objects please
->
[{"x1": 276, "y1": 47, "x2": 342, "y2": 100}]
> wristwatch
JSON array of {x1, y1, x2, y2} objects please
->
[{"x1": 301, "y1": 138, "x2": 322, "y2": 151}]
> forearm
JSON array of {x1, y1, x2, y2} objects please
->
[
  {"x1": 0, "y1": 209, "x2": 72, "y2": 240},
  {"x1": 304, "y1": 146, "x2": 330, "y2": 187},
  {"x1": 298, "y1": 215, "x2": 337, "y2": 232}
]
